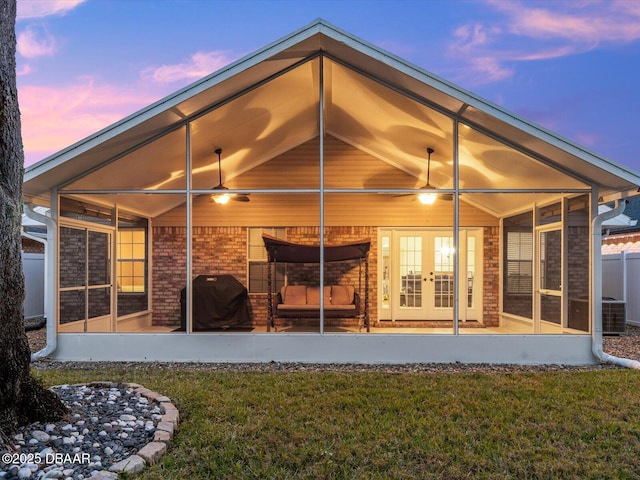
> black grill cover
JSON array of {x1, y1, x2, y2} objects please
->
[{"x1": 180, "y1": 275, "x2": 250, "y2": 331}]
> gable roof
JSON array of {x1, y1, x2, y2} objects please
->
[{"x1": 23, "y1": 19, "x2": 640, "y2": 216}]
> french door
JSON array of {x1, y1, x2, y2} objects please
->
[
  {"x1": 59, "y1": 224, "x2": 114, "y2": 332},
  {"x1": 380, "y1": 229, "x2": 482, "y2": 322}
]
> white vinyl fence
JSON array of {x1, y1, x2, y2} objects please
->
[
  {"x1": 22, "y1": 252, "x2": 45, "y2": 320},
  {"x1": 603, "y1": 252, "x2": 640, "y2": 326}
]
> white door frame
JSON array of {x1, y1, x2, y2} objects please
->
[
  {"x1": 535, "y1": 224, "x2": 563, "y2": 333},
  {"x1": 378, "y1": 228, "x2": 483, "y2": 323},
  {"x1": 58, "y1": 219, "x2": 115, "y2": 333}
]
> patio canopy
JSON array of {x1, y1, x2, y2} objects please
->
[{"x1": 262, "y1": 234, "x2": 370, "y2": 263}]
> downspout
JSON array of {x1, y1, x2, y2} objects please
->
[
  {"x1": 23, "y1": 203, "x2": 57, "y2": 361},
  {"x1": 592, "y1": 199, "x2": 640, "y2": 369}
]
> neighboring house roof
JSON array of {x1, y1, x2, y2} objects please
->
[
  {"x1": 21, "y1": 206, "x2": 48, "y2": 236},
  {"x1": 603, "y1": 196, "x2": 640, "y2": 234},
  {"x1": 611, "y1": 197, "x2": 640, "y2": 234},
  {"x1": 601, "y1": 197, "x2": 640, "y2": 254},
  {"x1": 599, "y1": 204, "x2": 637, "y2": 228},
  {"x1": 23, "y1": 19, "x2": 640, "y2": 217}
]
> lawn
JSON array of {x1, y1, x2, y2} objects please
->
[{"x1": 34, "y1": 366, "x2": 640, "y2": 480}]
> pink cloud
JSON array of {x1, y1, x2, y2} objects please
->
[
  {"x1": 21, "y1": 48, "x2": 240, "y2": 166},
  {"x1": 449, "y1": 0, "x2": 640, "y2": 85},
  {"x1": 465, "y1": 57, "x2": 513, "y2": 83},
  {"x1": 142, "y1": 51, "x2": 238, "y2": 84},
  {"x1": 575, "y1": 133, "x2": 600, "y2": 147},
  {"x1": 17, "y1": 0, "x2": 87, "y2": 20},
  {"x1": 17, "y1": 25, "x2": 56, "y2": 58},
  {"x1": 17, "y1": 64, "x2": 32, "y2": 76},
  {"x1": 20, "y1": 78, "x2": 162, "y2": 166},
  {"x1": 493, "y1": 0, "x2": 640, "y2": 44}
]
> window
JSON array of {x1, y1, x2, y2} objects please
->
[
  {"x1": 503, "y1": 211, "x2": 534, "y2": 319},
  {"x1": 505, "y1": 231, "x2": 533, "y2": 294},
  {"x1": 117, "y1": 228, "x2": 146, "y2": 293},
  {"x1": 248, "y1": 228, "x2": 286, "y2": 294}
]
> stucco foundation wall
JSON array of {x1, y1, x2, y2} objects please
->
[{"x1": 51, "y1": 333, "x2": 597, "y2": 365}]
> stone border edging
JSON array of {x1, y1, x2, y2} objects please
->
[{"x1": 76, "y1": 382, "x2": 179, "y2": 479}]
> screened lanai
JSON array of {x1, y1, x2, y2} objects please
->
[{"x1": 23, "y1": 20, "x2": 640, "y2": 363}]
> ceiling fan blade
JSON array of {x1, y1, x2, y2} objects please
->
[{"x1": 232, "y1": 194, "x2": 250, "y2": 202}]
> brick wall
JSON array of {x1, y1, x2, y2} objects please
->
[
  {"x1": 567, "y1": 226, "x2": 589, "y2": 299},
  {"x1": 482, "y1": 227, "x2": 500, "y2": 327},
  {"x1": 152, "y1": 226, "x2": 187, "y2": 326},
  {"x1": 151, "y1": 225, "x2": 503, "y2": 328},
  {"x1": 151, "y1": 225, "x2": 377, "y2": 327},
  {"x1": 22, "y1": 237, "x2": 44, "y2": 254}
]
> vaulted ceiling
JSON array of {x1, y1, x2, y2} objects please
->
[{"x1": 24, "y1": 20, "x2": 640, "y2": 219}]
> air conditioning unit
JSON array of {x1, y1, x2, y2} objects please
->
[
  {"x1": 568, "y1": 297, "x2": 626, "y2": 335},
  {"x1": 602, "y1": 299, "x2": 626, "y2": 335}
]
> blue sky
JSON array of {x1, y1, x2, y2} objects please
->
[{"x1": 15, "y1": 0, "x2": 640, "y2": 172}]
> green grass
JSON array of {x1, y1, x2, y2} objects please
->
[{"x1": 34, "y1": 367, "x2": 640, "y2": 479}]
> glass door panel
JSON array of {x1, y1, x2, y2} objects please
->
[
  {"x1": 381, "y1": 235, "x2": 390, "y2": 310},
  {"x1": 432, "y1": 235, "x2": 455, "y2": 310},
  {"x1": 59, "y1": 290, "x2": 86, "y2": 332},
  {"x1": 88, "y1": 230, "x2": 110, "y2": 286},
  {"x1": 540, "y1": 230, "x2": 561, "y2": 291},
  {"x1": 60, "y1": 227, "x2": 86, "y2": 289},
  {"x1": 540, "y1": 294, "x2": 562, "y2": 324},
  {"x1": 466, "y1": 236, "x2": 476, "y2": 309},
  {"x1": 538, "y1": 228, "x2": 562, "y2": 326},
  {"x1": 399, "y1": 236, "x2": 423, "y2": 310}
]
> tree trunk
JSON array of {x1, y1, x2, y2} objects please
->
[{"x1": 0, "y1": 0, "x2": 67, "y2": 448}]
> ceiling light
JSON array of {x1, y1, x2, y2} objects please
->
[
  {"x1": 418, "y1": 188, "x2": 437, "y2": 205},
  {"x1": 418, "y1": 147, "x2": 438, "y2": 205},
  {"x1": 212, "y1": 192, "x2": 230, "y2": 205},
  {"x1": 210, "y1": 147, "x2": 250, "y2": 204}
]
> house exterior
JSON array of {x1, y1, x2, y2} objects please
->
[
  {"x1": 602, "y1": 197, "x2": 640, "y2": 255},
  {"x1": 22, "y1": 20, "x2": 640, "y2": 364},
  {"x1": 600, "y1": 197, "x2": 640, "y2": 327}
]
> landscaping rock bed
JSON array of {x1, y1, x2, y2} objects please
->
[{"x1": 0, "y1": 382, "x2": 178, "y2": 479}]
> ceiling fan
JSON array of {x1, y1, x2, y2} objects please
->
[
  {"x1": 211, "y1": 148, "x2": 250, "y2": 204},
  {"x1": 395, "y1": 147, "x2": 452, "y2": 204}
]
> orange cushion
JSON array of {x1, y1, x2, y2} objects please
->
[
  {"x1": 281, "y1": 285, "x2": 307, "y2": 305},
  {"x1": 307, "y1": 286, "x2": 331, "y2": 305},
  {"x1": 331, "y1": 285, "x2": 354, "y2": 305}
]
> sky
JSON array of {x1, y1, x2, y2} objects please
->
[{"x1": 14, "y1": 0, "x2": 640, "y2": 173}]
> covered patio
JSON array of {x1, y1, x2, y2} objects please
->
[{"x1": 23, "y1": 20, "x2": 640, "y2": 363}]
